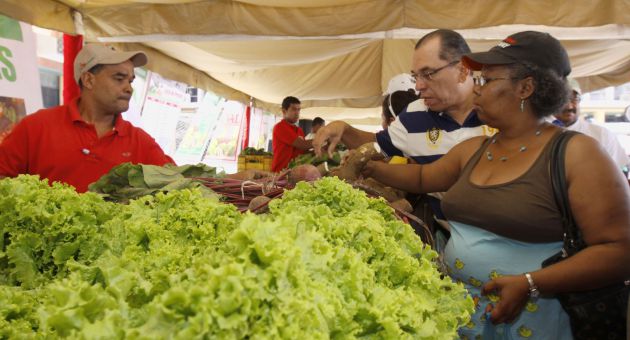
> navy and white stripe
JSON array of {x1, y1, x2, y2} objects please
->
[{"x1": 375, "y1": 99, "x2": 492, "y2": 164}]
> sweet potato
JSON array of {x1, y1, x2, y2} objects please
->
[
  {"x1": 389, "y1": 198, "x2": 413, "y2": 213},
  {"x1": 248, "y1": 195, "x2": 271, "y2": 213},
  {"x1": 327, "y1": 166, "x2": 342, "y2": 178},
  {"x1": 352, "y1": 178, "x2": 405, "y2": 202},
  {"x1": 287, "y1": 164, "x2": 322, "y2": 185},
  {"x1": 332, "y1": 143, "x2": 383, "y2": 181}
]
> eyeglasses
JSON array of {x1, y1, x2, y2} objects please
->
[
  {"x1": 570, "y1": 93, "x2": 581, "y2": 103},
  {"x1": 412, "y1": 60, "x2": 459, "y2": 82},
  {"x1": 472, "y1": 75, "x2": 520, "y2": 87}
]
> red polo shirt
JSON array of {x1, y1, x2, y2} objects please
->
[
  {"x1": 0, "y1": 97, "x2": 174, "y2": 192},
  {"x1": 271, "y1": 119, "x2": 304, "y2": 172}
]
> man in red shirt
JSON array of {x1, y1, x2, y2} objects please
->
[
  {"x1": 271, "y1": 96, "x2": 312, "y2": 172},
  {"x1": 0, "y1": 44, "x2": 174, "y2": 192}
]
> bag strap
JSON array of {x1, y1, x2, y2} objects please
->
[{"x1": 549, "y1": 130, "x2": 585, "y2": 253}]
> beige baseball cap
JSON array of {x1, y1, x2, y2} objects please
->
[{"x1": 74, "y1": 44, "x2": 148, "y2": 84}]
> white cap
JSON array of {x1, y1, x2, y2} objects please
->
[
  {"x1": 568, "y1": 77, "x2": 581, "y2": 95},
  {"x1": 74, "y1": 44, "x2": 147, "y2": 84},
  {"x1": 384, "y1": 73, "x2": 416, "y2": 95}
]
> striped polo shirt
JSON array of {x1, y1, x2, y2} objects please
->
[{"x1": 375, "y1": 99, "x2": 495, "y2": 164}]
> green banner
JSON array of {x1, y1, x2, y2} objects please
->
[{"x1": 0, "y1": 15, "x2": 23, "y2": 42}]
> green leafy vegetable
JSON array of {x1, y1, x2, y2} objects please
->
[
  {"x1": 242, "y1": 147, "x2": 272, "y2": 156},
  {"x1": 288, "y1": 152, "x2": 342, "y2": 169},
  {"x1": 0, "y1": 175, "x2": 472, "y2": 339},
  {"x1": 88, "y1": 163, "x2": 219, "y2": 202}
]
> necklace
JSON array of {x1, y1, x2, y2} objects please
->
[{"x1": 486, "y1": 125, "x2": 544, "y2": 162}]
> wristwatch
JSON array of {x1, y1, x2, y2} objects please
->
[{"x1": 524, "y1": 273, "x2": 540, "y2": 298}]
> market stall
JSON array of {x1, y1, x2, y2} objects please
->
[
  {"x1": 0, "y1": 2, "x2": 628, "y2": 338},
  {"x1": 0, "y1": 0, "x2": 629, "y2": 122}
]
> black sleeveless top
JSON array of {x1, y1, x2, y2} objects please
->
[{"x1": 441, "y1": 132, "x2": 564, "y2": 243}]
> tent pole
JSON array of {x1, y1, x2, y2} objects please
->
[{"x1": 242, "y1": 97, "x2": 253, "y2": 150}]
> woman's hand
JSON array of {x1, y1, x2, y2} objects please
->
[
  {"x1": 361, "y1": 160, "x2": 379, "y2": 178},
  {"x1": 481, "y1": 274, "x2": 530, "y2": 324}
]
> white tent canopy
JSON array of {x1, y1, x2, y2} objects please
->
[{"x1": 1, "y1": 0, "x2": 629, "y2": 123}]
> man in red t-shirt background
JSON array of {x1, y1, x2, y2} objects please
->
[{"x1": 271, "y1": 96, "x2": 313, "y2": 172}]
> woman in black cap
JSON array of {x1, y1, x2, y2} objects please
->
[{"x1": 361, "y1": 31, "x2": 629, "y2": 339}]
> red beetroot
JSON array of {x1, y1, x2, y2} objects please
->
[{"x1": 287, "y1": 164, "x2": 321, "y2": 185}]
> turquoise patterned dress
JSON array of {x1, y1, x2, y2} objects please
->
[{"x1": 443, "y1": 220, "x2": 573, "y2": 340}]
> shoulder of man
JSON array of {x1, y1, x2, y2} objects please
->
[
  {"x1": 586, "y1": 121, "x2": 613, "y2": 135},
  {"x1": 586, "y1": 122, "x2": 626, "y2": 149},
  {"x1": 396, "y1": 101, "x2": 459, "y2": 134},
  {"x1": 272, "y1": 120, "x2": 281, "y2": 133},
  {"x1": 396, "y1": 100, "x2": 431, "y2": 124},
  {"x1": 17, "y1": 104, "x2": 67, "y2": 127},
  {"x1": 572, "y1": 119, "x2": 609, "y2": 140},
  {"x1": 124, "y1": 123, "x2": 156, "y2": 142},
  {"x1": 273, "y1": 119, "x2": 287, "y2": 130},
  {"x1": 399, "y1": 99, "x2": 428, "y2": 115}
]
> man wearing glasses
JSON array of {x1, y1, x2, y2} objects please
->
[
  {"x1": 314, "y1": 29, "x2": 492, "y2": 163},
  {"x1": 553, "y1": 79, "x2": 629, "y2": 175}
]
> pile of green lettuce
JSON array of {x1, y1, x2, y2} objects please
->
[{"x1": 0, "y1": 175, "x2": 472, "y2": 339}]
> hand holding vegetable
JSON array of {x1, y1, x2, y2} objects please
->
[
  {"x1": 332, "y1": 143, "x2": 383, "y2": 181},
  {"x1": 361, "y1": 160, "x2": 380, "y2": 179}
]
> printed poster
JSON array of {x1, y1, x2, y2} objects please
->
[
  {"x1": 121, "y1": 67, "x2": 148, "y2": 127},
  {"x1": 139, "y1": 71, "x2": 187, "y2": 156},
  {"x1": 247, "y1": 107, "x2": 276, "y2": 151},
  {"x1": 202, "y1": 99, "x2": 245, "y2": 161},
  {"x1": 173, "y1": 91, "x2": 224, "y2": 164},
  {"x1": 248, "y1": 107, "x2": 263, "y2": 149},
  {"x1": 0, "y1": 15, "x2": 43, "y2": 142},
  {"x1": 260, "y1": 111, "x2": 277, "y2": 151}
]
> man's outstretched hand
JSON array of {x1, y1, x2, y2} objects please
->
[{"x1": 312, "y1": 121, "x2": 346, "y2": 158}]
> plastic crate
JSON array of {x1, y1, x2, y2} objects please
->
[{"x1": 238, "y1": 155, "x2": 273, "y2": 172}]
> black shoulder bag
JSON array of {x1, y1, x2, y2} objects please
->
[{"x1": 542, "y1": 130, "x2": 629, "y2": 340}]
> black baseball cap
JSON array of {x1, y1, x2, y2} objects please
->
[{"x1": 462, "y1": 31, "x2": 571, "y2": 78}]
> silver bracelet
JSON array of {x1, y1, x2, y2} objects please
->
[{"x1": 525, "y1": 272, "x2": 540, "y2": 298}]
